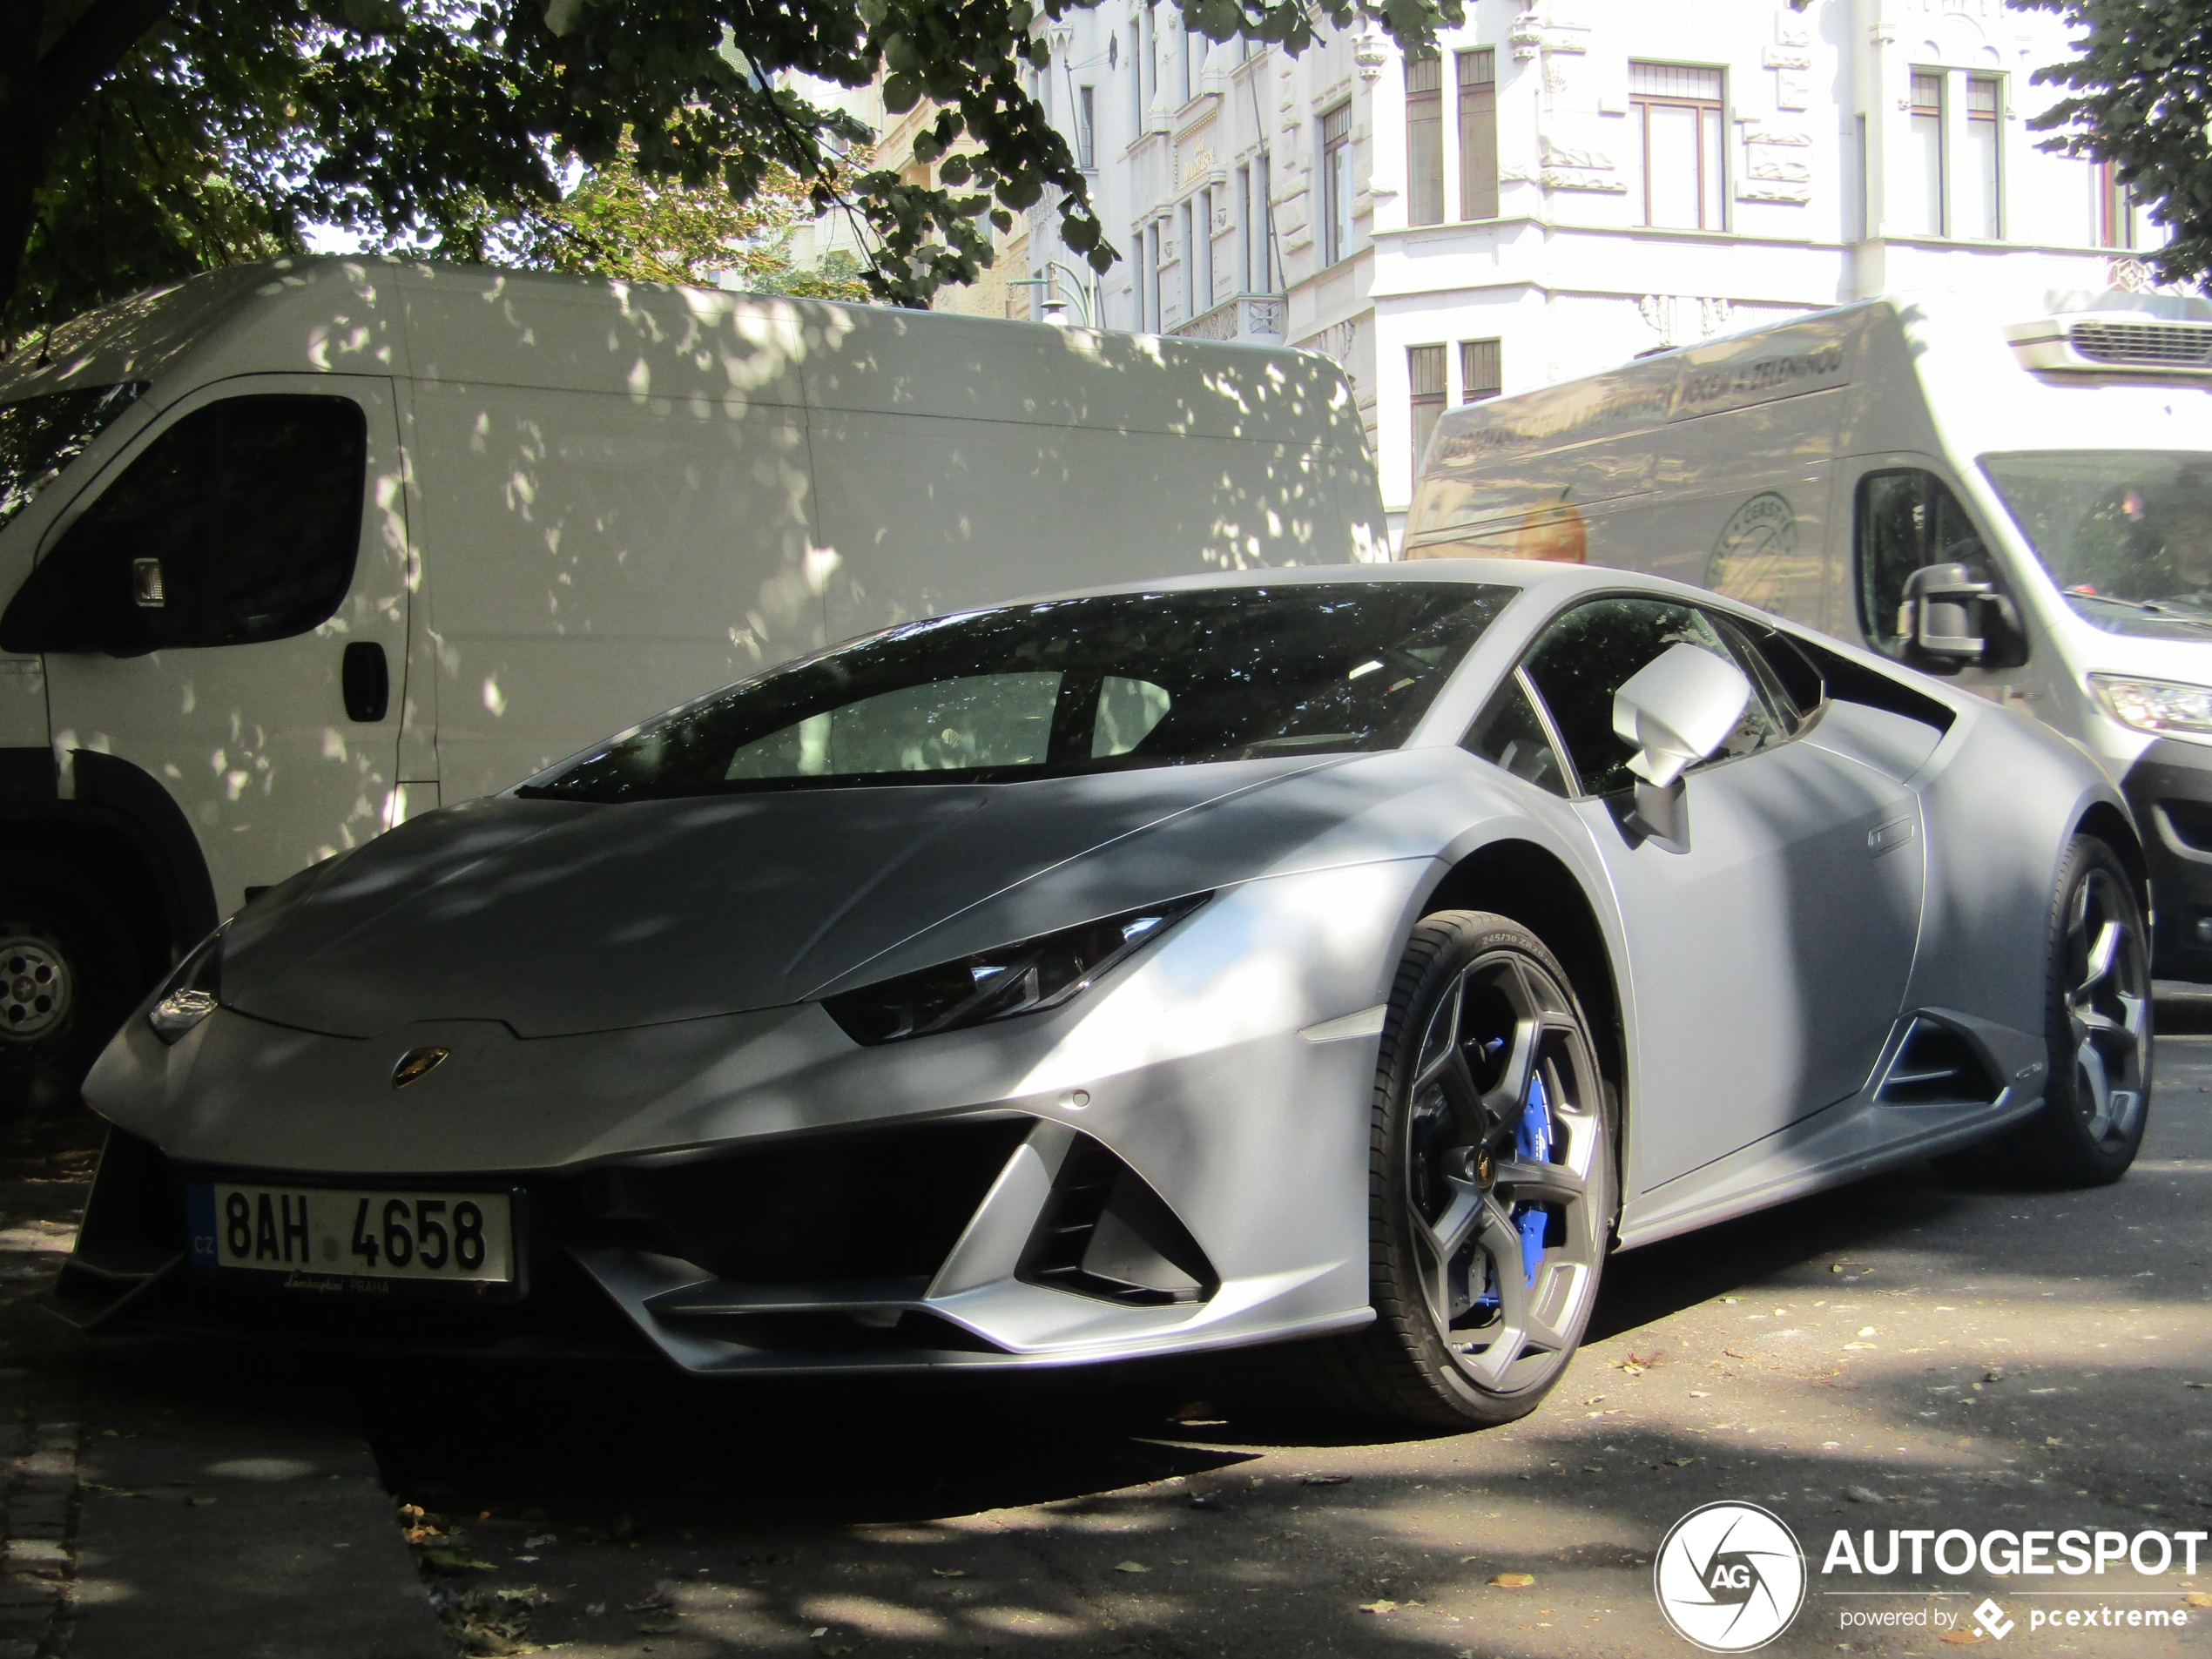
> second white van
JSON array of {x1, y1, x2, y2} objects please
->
[{"x1": 1409, "y1": 288, "x2": 2212, "y2": 980}]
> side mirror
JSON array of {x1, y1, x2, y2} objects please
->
[
  {"x1": 1898, "y1": 563, "x2": 2023, "y2": 669},
  {"x1": 1612, "y1": 643, "x2": 1753, "y2": 791}
]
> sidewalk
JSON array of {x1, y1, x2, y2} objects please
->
[{"x1": 0, "y1": 1109, "x2": 445, "y2": 1659}]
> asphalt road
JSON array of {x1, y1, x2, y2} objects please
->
[{"x1": 15, "y1": 1015, "x2": 2212, "y2": 1657}]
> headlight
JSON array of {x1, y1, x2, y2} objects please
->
[
  {"x1": 822, "y1": 895, "x2": 1209, "y2": 1046},
  {"x1": 2091, "y1": 673, "x2": 2212, "y2": 738},
  {"x1": 147, "y1": 928, "x2": 224, "y2": 1044}
]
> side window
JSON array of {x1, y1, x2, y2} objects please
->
[
  {"x1": 1092, "y1": 676, "x2": 1171, "y2": 758},
  {"x1": 1463, "y1": 671, "x2": 1571, "y2": 795},
  {"x1": 3, "y1": 395, "x2": 367, "y2": 654},
  {"x1": 1520, "y1": 597, "x2": 1787, "y2": 797},
  {"x1": 1856, "y1": 469, "x2": 1993, "y2": 656},
  {"x1": 725, "y1": 671, "x2": 1062, "y2": 779}
]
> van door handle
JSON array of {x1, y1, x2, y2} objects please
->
[{"x1": 341, "y1": 642, "x2": 388, "y2": 723}]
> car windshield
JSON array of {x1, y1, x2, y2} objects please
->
[
  {"x1": 524, "y1": 582, "x2": 1515, "y2": 802},
  {"x1": 1980, "y1": 450, "x2": 2212, "y2": 622},
  {"x1": 0, "y1": 383, "x2": 145, "y2": 530}
]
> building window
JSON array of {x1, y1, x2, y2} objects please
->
[
  {"x1": 1077, "y1": 85, "x2": 1096, "y2": 170},
  {"x1": 1460, "y1": 338, "x2": 1502, "y2": 403},
  {"x1": 2096, "y1": 160, "x2": 2137, "y2": 249},
  {"x1": 1409, "y1": 344, "x2": 1447, "y2": 486},
  {"x1": 1905, "y1": 69, "x2": 1945, "y2": 236},
  {"x1": 1194, "y1": 186, "x2": 1214, "y2": 312},
  {"x1": 1321, "y1": 102, "x2": 1354, "y2": 266},
  {"x1": 1130, "y1": 24, "x2": 1144, "y2": 130},
  {"x1": 1145, "y1": 221, "x2": 1163, "y2": 331},
  {"x1": 1962, "y1": 74, "x2": 2001, "y2": 239},
  {"x1": 1178, "y1": 200, "x2": 1195, "y2": 321},
  {"x1": 1184, "y1": 23, "x2": 1204, "y2": 105},
  {"x1": 1851, "y1": 112, "x2": 1868, "y2": 242},
  {"x1": 1140, "y1": 5, "x2": 1157, "y2": 118},
  {"x1": 1256, "y1": 151, "x2": 1275, "y2": 287},
  {"x1": 1236, "y1": 164, "x2": 1251, "y2": 289},
  {"x1": 1457, "y1": 48, "x2": 1499, "y2": 221},
  {"x1": 1406, "y1": 51, "x2": 1444, "y2": 226},
  {"x1": 1629, "y1": 62, "x2": 1724, "y2": 230}
]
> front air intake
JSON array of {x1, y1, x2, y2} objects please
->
[
  {"x1": 2007, "y1": 315, "x2": 2212, "y2": 374},
  {"x1": 1019, "y1": 1136, "x2": 1217, "y2": 1306}
]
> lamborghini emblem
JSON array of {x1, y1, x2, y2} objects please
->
[{"x1": 390, "y1": 1047, "x2": 449, "y2": 1089}]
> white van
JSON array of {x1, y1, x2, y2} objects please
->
[
  {"x1": 0, "y1": 255, "x2": 1384, "y2": 1104},
  {"x1": 1408, "y1": 289, "x2": 2212, "y2": 979}
]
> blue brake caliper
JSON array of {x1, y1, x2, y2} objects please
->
[{"x1": 1473, "y1": 1069, "x2": 1552, "y2": 1312}]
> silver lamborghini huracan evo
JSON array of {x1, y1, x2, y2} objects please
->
[{"x1": 58, "y1": 561, "x2": 2151, "y2": 1426}]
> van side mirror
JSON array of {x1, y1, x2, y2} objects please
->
[
  {"x1": 0, "y1": 528, "x2": 172, "y2": 658},
  {"x1": 1898, "y1": 563, "x2": 2024, "y2": 670}
]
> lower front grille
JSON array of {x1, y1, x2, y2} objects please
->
[{"x1": 1018, "y1": 1135, "x2": 1217, "y2": 1306}]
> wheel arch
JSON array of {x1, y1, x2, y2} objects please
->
[
  {"x1": 2075, "y1": 798, "x2": 2149, "y2": 920},
  {"x1": 1417, "y1": 836, "x2": 1626, "y2": 1112},
  {"x1": 0, "y1": 747, "x2": 217, "y2": 974}
]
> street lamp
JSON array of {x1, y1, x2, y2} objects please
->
[{"x1": 1008, "y1": 261, "x2": 1099, "y2": 327}]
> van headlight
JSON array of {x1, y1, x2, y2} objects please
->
[
  {"x1": 2091, "y1": 674, "x2": 2212, "y2": 738},
  {"x1": 821, "y1": 896, "x2": 1208, "y2": 1045},
  {"x1": 147, "y1": 928, "x2": 225, "y2": 1043}
]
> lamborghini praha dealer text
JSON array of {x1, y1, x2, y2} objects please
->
[{"x1": 57, "y1": 563, "x2": 2149, "y2": 1426}]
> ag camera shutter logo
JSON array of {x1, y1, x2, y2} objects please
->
[{"x1": 1655, "y1": 1501, "x2": 1808, "y2": 1651}]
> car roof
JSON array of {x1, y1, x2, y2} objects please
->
[{"x1": 1023, "y1": 556, "x2": 1709, "y2": 610}]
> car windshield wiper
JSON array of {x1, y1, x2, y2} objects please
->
[{"x1": 2063, "y1": 589, "x2": 2212, "y2": 628}]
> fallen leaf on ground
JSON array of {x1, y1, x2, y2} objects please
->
[
  {"x1": 1301, "y1": 1474, "x2": 1352, "y2": 1487},
  {"x1": 933, "y1": 1568, "x2": 967, "y2": 1578},
  {"x1": 637, "y1": 1619, "x2": 681, "y2": 1635},
  {"x1": 1490, "y1": 1573, "x2": 1535, "y2": 1588},
  {"x1": 1939, "y1": 1630, "x2": 1986, "y2": 1645},
  {"x1": 1845, "y1": 1487, "x2": 1885, "y2": 1504},
  {"x1": 419, "y1": 1548, "x2": 495, "y2": 1574},
  {"x1": 1114, "y1": 1561, "x2": 1150, "y2": 1574},
  {"x1": 1359, "y1": 1599, "x2": 1399, "y2": 1614},
  {"x1": 2185, "y1": 1593, "x2": 2212, "y2": 1608}
]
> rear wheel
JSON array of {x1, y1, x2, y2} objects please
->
[
  {"x1": 0, "y1": 857, "x2": 147, "y2": 1115},
  {"x1": 1970, "y1": 836, "x2": 2150, "y2": 1187},
  {"x1": 1302, "y1": 910, "x2": 1615, "y2": 1428}
]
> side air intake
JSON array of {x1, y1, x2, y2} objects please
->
[{"x1": 1874, "y1": 1016, "x2": 2005, "y2": 1108}]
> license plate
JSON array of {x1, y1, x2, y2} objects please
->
[{"x1": 186, "y1": 1183, "x2": 516, "y2": 1287}]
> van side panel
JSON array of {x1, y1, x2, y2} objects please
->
[{"x1": 409, "y1": 381, "x2": 820, "y2": 806}]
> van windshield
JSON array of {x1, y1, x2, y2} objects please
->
[
  {"x1": 0, "y1": 384, "x2": 146, "y2": 530},
  {"x1": 1981, "y1": 451, "x2": 2212, "y2": 625},
  {"x1": 521, "y1": 583, "x2": 1514, "y2": 803}
]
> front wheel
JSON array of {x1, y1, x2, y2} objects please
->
[
  {"x1": 1302, "y1": 910, "x2": 1615, "y2": 1428},
  {"x1": 0, "y1": 856, "x2": 147, "y2": 1115},
  {"x1": 1983, "y1": 836, "x2": 2152, "y2": 1187}
]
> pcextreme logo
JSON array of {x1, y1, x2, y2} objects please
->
[{"x1": 1655, "y1": 1502, "x2": 1810, "y2": 1651}]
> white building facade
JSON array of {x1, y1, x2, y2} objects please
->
[{"x1": 1013, "y1": 0, "x2": 2164, "y2": 544}]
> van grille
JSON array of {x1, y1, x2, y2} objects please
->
[{"x1": 2065, "y1": 320, "x2": 2212, "y2": 368}]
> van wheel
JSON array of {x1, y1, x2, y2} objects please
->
[
  {"x1": 0, "y1": 857, "x2": 146, "y2": 1115},
  {"x1": 1298, "y1": 910, "x2": 1615, "y2": 1428}
]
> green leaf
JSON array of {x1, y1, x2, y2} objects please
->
[{"x1": 882, "y1": 72, "x2": 922, "y2": 114}]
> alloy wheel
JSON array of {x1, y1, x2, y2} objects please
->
[
  {"x1": 2063, "y1": 867, "x2": 2148, "y2": 1150},
  {"x1": 1402, "y1": 948, "x2": 1605, "y2": 1395}
]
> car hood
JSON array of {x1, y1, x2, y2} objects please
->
[{"x1": 219, "y1": 755, "x2": 1408, "y2": 1039}]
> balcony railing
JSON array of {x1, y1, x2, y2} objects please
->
[{"x1": 1169, "y1": 293, "x2": 1286, "y2": 343}]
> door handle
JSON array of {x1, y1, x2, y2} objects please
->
[{"x1": 341, "y1": 641, "x2": 388, "y2": 723}]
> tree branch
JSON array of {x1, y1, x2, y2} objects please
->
[{"x1": 36, "y1": 0, "x2": 175, "y2": 125}]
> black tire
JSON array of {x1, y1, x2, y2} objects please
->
[
  {"x1": 0, "y1": 855, "x2": 149, "y2": 1115},
  {"x1": 1976, "y1": 836, "x2": 2153, "y2": 1188},
  {"x1": 1298, "y1": 910, "x2": 1616, "y2": 1429}
]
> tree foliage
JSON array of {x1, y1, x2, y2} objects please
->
[
  {"x1": 2020, "y1": 0, "x2": 2212, "y2": 287},
  {"x1": 3, "y1": 0, "x2": 1457, "y2": 346}
]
